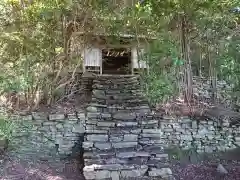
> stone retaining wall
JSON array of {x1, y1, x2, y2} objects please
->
[
  {"x1": 7, "y1": 75, "x2": 240, "y2": 179},
  {"x1": 148, "y1": 116, "x2": 240, "y2": 152},
  {"x1": 10, "y1": 112, "x2": 85, "y2": 158},
  {"x1": 83, "y1": 75, "x2": 240, "y2": 180}
]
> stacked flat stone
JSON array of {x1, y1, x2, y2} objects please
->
[
  {"x1": 159, "y1": 116, "x2": 238, "y2": 153},
  {"x1": 83, "y1": 75, "x2": 173, "y2": 180},
  {"x1": 11, "y1": 112, "x2": 85, "y2": 156},
  {"x1": 80, "y1": 75, "x2": 94, "y2": 92}
]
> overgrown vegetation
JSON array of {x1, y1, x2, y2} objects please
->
[
  {"x1": 0, "y1": 114, "x2": 15, "y2": 141},
  {"x1": 0, "y1": 0, "x2": 239, "y2": 114},
  {"x1": 137, "y1": 0, "x2": 240, "y2": 109}
]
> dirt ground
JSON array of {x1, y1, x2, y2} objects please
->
[
  {"x1": 1, "y1": 149, "x2": 240, "y2": 180},
  {"x1": 171, "y1": 148, "x2": 240, "y2": 180},
  {"x1": 0, "y1": 154, "x2": 84, "y2": 180}
]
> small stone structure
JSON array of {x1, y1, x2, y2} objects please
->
[{"x1": 83, "y1": 75, "x2": 173, "y2": 180}]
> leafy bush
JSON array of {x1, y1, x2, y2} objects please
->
[
  {"x1": 141, "y1": 72, "x2": 176, "y2": 105},
  {"x1": 139, "y1": 37, "x2": 180, "y2": 105},
  {"x1": 0, "y1": 114, "x2": 15, "y2": 141}
]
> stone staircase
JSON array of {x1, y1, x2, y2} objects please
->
[{"x1": 83, "y1": 75, "x2": 173, "y2": 180}]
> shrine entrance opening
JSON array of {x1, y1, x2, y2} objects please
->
[{"x1": 102, "y1": 48, "x2": 131, "y2": 75}]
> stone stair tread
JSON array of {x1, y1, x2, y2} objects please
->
[
  {"x1": 92, "y1": 86, "x2": 140, "y2": 90},
  {"x1": 84, "y1": 162, "x2": 148, "y2": 171},
  {"x1": 93, "y1": 80, "x2": 140, "y2": 85},
  {"x1": 116, "y1": 151, "x2": 151, "y2": 158}
]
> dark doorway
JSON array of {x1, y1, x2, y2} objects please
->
[{"x1": 102, "y1": 48, "x2": 131, "y2": 74}]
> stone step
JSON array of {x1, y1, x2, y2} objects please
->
[
  {"x1": 93, "y1": 79, "x2": 140, "y2": 85},
  {"x1": 93, "y1": 94, "x2": 146, "y2": 100},
  {"x1": 92, "y1": 84, "x2": 141, "y2": 90},
  {"x1": 83, "y1": 148, "x2": 168, "y2": 159},
  {"x1": 84, "y1": 162, "x2": 148, "y2": 171},
  {"x1": 94, "y1": 75, "x2": 139, "y2": 81},
  {"x1": 90, "y1": 102, "x2": 149, "y2": 109},
  {"x1": 91, "y1": 96, "x2": 145, "y2": 102},
  {"x1": 83, "y1": 75, "x2": 173, "y2": 180},
  {"x1": 83, "y1": 141, "x2": 139, "y2": 150},
  {"x1": 105, "y1": 89, "x2": 143, "y2": 93},
  {"x1": 86, "y1": 103, "x2": 151, "y2": 112},
  {"x1": 83, "y1": 165, "x2": 149, "y2": 180}
]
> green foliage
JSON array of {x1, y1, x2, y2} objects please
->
[
  {"x1": 0, "y1": 0, "x2": 240, "y2": 108},
  {"x1": 0, "y1": 0, "x2": 77, "y2": 107},
  {"x1": 140, "y1": 36, "x2": 179, "y2": 105},
  {"x1": 141, "y1": 73, "x2": 176, "y2": 105},
  {"x1": 0, "y1": 114, "x2": 15, "y2": 141}
]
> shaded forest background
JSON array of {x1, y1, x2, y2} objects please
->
[{"x1": 0, "y1": 0, "x2": 240, "y2": 116}]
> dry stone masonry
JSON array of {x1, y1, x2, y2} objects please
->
[
  {"x1": 11, "y1": 112, "x2": 85, "y2": 158},
  {"x1": 6, "y1": 74, "x2": 240, "y2": 179},
  {"x1": 83, "y1": 75, "x2": 174, "y2": 180},
  {"x1": 158, "y1": 116, "x2": 240, "y2": 152}
]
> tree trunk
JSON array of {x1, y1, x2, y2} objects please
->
[{"x1": 180, "y1": 14, "x2": 193, "y2": 104}]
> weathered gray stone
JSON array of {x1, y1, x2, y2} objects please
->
[
  {"x1": 148, "y1": 168, "x2": 172, "y2": 177},
  {"x1": 87, "y1": 135, "x2": 108, "y2": 142},
  {"x1": 180, "y1": 135, "x2": 193, "y2": 141},
  {"x1": 78, "y1": 113, "x2": 85, "y2": 120},
  {"x1": 95, "y1": 170, "x2": 111, "y2": 179},
  {"x1": 83, "y1": 142, "x2": 94, "y2": 149},
  {"x1": 234, "y1": 137, "x2": 240, "y2": 141},
  {"x1": 63, "y1": 122, "x2": 73, "y2": 128},
  {"x1": 141, "y1": 133, "x2": 161, "y2": 138},
  {"x1": 113, "y1": 112, "x2": 136, "y2": 120},
  {"x1": 56, "y1": 123, "x2": 63, "y2": 129},
  {"x1": 43, "y1": 121, "x2": 55, "y2": 126},
  {"x1": 192, "y1": 121, "x2": 198, "y2": 129},
  {"x1": 217, "y1": 164, "x2": 228, "y2": 174},
  {"x1": 112, "y1": 142, "x2": 137, "y2": 149},
  {"x1": 123, "y1": 134, "x2": 138, "y2": 141},
  {"x1": 142, "y1": 120, "x2": 158, "y2": 125},
  {"x1": 101, "y1": 113, "x2": 112, "y2": 118},
  {"x1": 198, "y1": 128, "x2": 209, "y2": 136},
  {"x1": 94, "y1": 164, "x2": 122, "y2": 170},
  {"x1": 163, "y1": 128, "x2": 174, "y2": 132},
  {"x1": 139, "y1": 139, "x2": 164, "y2": 145},
  {"x1": 32, "y1": 112, "x2": 47, "y2": 120},
  {"x1": 155, "y1": 154, "x2": 169, "y2": 160},
  {"x1": 116, "y1": 152, "x2": 150, "y2": 158},
  {"x1": 72, "y1": 124, "x2": 84, "y2": 133},
  {"x1": 117, "y1": 122, "x2": 138, "y2": 127},
  {"x1": 86, "y1": 106, "x2": 98, "y2": 112},
  {"x1": 49, "y1": 114, "x2": 65, "y2": 121},
  {"x1": 131, "y1": 129, "x2": 142, "y2": 134},
  {"x1": 97, "y1": 122, "x2": 115, "y2": 127},
  {"x1": 110, "y1": 135, "x2": 123, "y2": 142},
  {"x1": 84, "y1": 171, "x2": 96, "y2": 180},
  {"x1": 87, "y1": 112, "x2": 101, "y2": 118},
  {"x1": 142, "y1": 129, "x2": 163, "y2": 134},
  {"x1": 120, "y1": 166, "x2": 148, "y2": 178},
  {"x1": 86, "y1": 129, "x2": 108, "y2": 134},
  {"x1": 111, "y1": 171, "x2": 120, "y2": 180},
  {"x1": 205, "y1": 146, "x2": 214, "y2": 153},
  {"x1": 95, "y1": 143, "x2": 112, "y2": 150},
  {"x1": 93, "y1": 89, "x2": 106, "y2": 99},
  {"x1": 86, "y1": 121, "x2": 98, "y2": 125}
]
